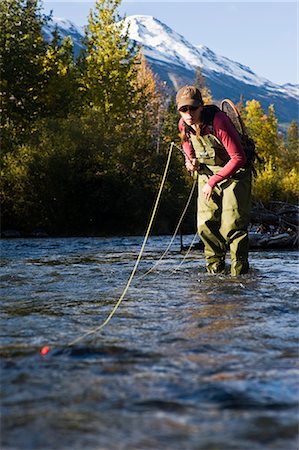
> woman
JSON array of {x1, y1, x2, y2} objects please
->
[{"x1": 176, "y1": 85, "x2": 251, "y2": 276}]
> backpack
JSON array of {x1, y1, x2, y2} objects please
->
[
  {"x1": 220, "y1": 99, "x2": 261, "y2": 170},
  {"x1": 200, "y1": 100, "x2": 261, "y2": 174}
]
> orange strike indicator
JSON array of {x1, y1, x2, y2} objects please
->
[{"x1": 40, "y1": 346, "x2": 50, "y2": 356}]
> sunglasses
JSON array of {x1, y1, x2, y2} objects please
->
[{"x1": 179, "y1": 106, "x2": 199, "y2": 113}]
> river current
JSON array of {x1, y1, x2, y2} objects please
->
[{"x1": 1, "y1": 237, "x2": 298, "y2": 450}]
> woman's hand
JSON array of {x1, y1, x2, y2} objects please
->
[
  {"x1": 202, "y1": 183, "x2": 213, "y2": 201},
  {"x1": 185, "y1": 158, "x2": 198, "y2": 173}
]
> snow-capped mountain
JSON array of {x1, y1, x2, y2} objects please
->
[
  {"x1": 43, "y1": 17, "x2": 85, "y2": 57},
  {"x1": 123, "y1": 15, "x2": 267, "y2": 87},
  {"x1": 43, "y1": 15, "x2": 298, "y2": 125}
]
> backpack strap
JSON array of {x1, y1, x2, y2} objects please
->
[{"x1": 201, "y1": 105, "x2": 220, "y2": 130}]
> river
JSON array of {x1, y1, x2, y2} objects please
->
[{"x1": 1, "y1": 237, "x2": 298, "y2": 450}]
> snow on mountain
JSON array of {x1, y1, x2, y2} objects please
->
[
  {"x1": 123, "y1": 15, "x2": 267, "y2": 87},
  {"x1": 122, "y1": 15, "x2": 297, "y2": 98},
  {"x1": 279, "y1": 83, "x2": 299, "y2": 98},
  {"x1": 43, "y1": 15, "x2": 298, "y2": 123},
  {"x1": 43, "y1": 17, "x2": 85, "y2": 56},
  {"x1": 44, "y1": 17, "x2": 84, "y2": 37},
  {"x1": 121, "y1": 15, "x2": 298, "y2": 124}
]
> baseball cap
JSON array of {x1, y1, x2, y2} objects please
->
[{"x1": 176, "y1": 85, "x2": 203, "y2": 110}]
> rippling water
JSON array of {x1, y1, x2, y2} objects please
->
[{"x1": 1, "y1": 237, "x2": 298, "y2": 450}]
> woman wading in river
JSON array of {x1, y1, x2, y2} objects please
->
[{"x1": 176, "y1": 85, "x2": 252, "y2": 276}]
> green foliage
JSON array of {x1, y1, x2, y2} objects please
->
[
  {"x1": 0, "y1": 0, "x2": 48, "y2": 146},
  {"x1": 243, "y1": 100, "x2": 281, "y2": 163},
  {"x1": 252, "y1": 158, "x2": 280, "y2": 204},
  {"x1": 42, "y1": 29, "x2": 78, "y2": 117},
  {"x1": 79, "y1": 0, "x2": 139, "y2": 121},
  {"x1": 1, "y1": 112, "x2": 189, "y2": 235},
  {"x1": 1, "y1": 144, "x2": 38, "y2": 229},
  {"x1": 285, "y1": 120, "x2": 299, "y2": 169},
  {"x1": 280, "y1": 167, "x2": 299, "y2": 203},
  {"x1": 158, "y1": 98, "x2": 197, "y2": 232},
  {"x1": 161, "y1": 97, "x2": 180, "y2": 148},
  {"x1": 194, "y1": 66, "x2": 212, "y2": 104},
  {"x1": 1, "y1": 0, "x2": 297, "y2": 235},
  {"x1": 253, "y1": 160, "x2": 299, "y2": 205},
  {"x1": 243, "y1": 101, "x2": 298, "y2": 205}
]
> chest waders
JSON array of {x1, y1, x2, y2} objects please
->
[{"x1": 190, "y1": 133, "x2": 252, "y2": 276}]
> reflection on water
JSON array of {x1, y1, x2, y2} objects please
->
[{"x1": 1, "y1": 237, "x2": 298, "y2": 450}]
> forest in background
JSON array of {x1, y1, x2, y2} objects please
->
[{"x1": 1, "y1": 0, "x2": 298, "y2": 237}]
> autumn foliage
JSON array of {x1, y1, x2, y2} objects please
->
[{"x1": 1, "y1": 0, "x2": 298, "y2": 235}]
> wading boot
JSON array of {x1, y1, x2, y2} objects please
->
[
  {"x1": 206, "y1": 258, "x2": 226, "y2": 274},
  {"x1": 231, "y1": 258, "x2": 249, "y2": 276}
]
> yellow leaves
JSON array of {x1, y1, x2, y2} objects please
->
[
  {"x1": 2, "y1": 145, "x2": 32, "y2": 181},
  {"x1": 253, "y1": 158, "x2": 299, "y2": 204},
  {"x1": 252, "y1": 158, "x2": 279, "y2": 203},
  {"x1": 280, "y1": 167, "x2": 299, "y2": 201},
  {"x1": 244, "y1": 99, "x2": 294, "y2": 204},
  {"x1": 243, "y1": 99, "x2": 281, "y2": 164}
]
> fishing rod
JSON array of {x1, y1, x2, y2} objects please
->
[
  {"x1": 172, "y1": 141, "x2": 192, "y2": 163},
  {"x1": 172, "y1": 141, "x2": 198, "y2": 179}
]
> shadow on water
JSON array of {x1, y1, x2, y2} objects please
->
[{"x1": 1, "y1": 237, "x2": 298, "y2": 450}]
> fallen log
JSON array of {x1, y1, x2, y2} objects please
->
[
  {"x1": 181, "y1": 232, "x2": 298, "y2": 251},
  {"x1": 251, "y1": 201, "x2": 299, "y2": 231},
  {"x1": 180, "y1": 201, "x2": 298, "y2": 251},
  {"x1": 248, "y1": 232, "x2": 298, "y2": 249}
]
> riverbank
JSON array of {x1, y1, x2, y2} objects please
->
[
  {"x1": 2, "y1": 228, "x2": 298, "y2": 251},
  {"x1": 180, "y1": 230, "x2": 298, "y2": 251}
]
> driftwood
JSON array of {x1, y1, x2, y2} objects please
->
[
  {"x1": 251, "y1": 201, "x2": 299, "y2": 231},
  {"x1": 248, "y1": 201, "x2": 298, "y2": 249},
  {"x1": 248, "y1": 232, "x2": 297, "y2": 249},
  {"x1": 181, "y1": 201, "x2": 298, "y2": 251}
]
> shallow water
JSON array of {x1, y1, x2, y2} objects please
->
[{"x1": 1, "y1": 237, "x2": 298, "y2": 450}]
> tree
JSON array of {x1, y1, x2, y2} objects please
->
[
  {"x1": 287, "y1": 120, "x2": 299, "y2": 151},
  {"x1": 194, "y1": 66, "x2": 212, "y2": 104},
  {"x1": 134, "y1": 53, "x2": 166, "y2": 155},
  {"x1": 243, "y1": 100, "x2": 299, "y2": 205},
  {"x1": 286, "y1": 120, "x2": 299, "y2": 168},
  {"x1": 0, "y1": 0, "x2": 49, "y2": 147},
  {"x1": 265, "y1": 104, "x2": 281, "y2": 160},
  {"x1": 279, "y1": 120, "x2": 299, "y2": 202},
  {"x1": 243, "y1": 100, "x2": 280, "y2": 164},
  {"x1": 41, "y1": 27, "x2": 78, "y2": 118},
  {"x1": 79, "y1": 0, "x2": 139, "y2": 121}
]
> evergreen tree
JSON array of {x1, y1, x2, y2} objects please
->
[
  {"x1": 0, "y1": 0, "x2": 49, "y2": 147},
  {"x1": 194, "y1": 66, "x2": 212, "y2": 104},
  {"x1": 286, "y1": 120, "x2": 299, "y2": 167},
  {"x1": 236, "y1": 95, "x2": 245, "y2": 114},
  {"x1": 79, "y1": 0, "x2": 139, "y2": 122},
  {"x1": 161, "y1": 97, "x2": 180, "y2": 148},
  {"x1": 279, "y1": 120, "x2": 299, "y2": 201},
  {"x1": 134, "y1": 53, "x2": 166, "y2": 155},
  {"x1": 265, "y1": 104, "x2": 281, "y2": 160},
  {"x1": 42, "y1": 28, "x2": 78, "y2": 117}
]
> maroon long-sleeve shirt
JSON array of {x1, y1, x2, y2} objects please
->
[{"x1": 178, "y1": 111, "x2": 247, "y2": 188}]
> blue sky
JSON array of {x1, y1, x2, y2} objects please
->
[{"x1": 43, "y1": 1, "x2": 298, "y2": 86}]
